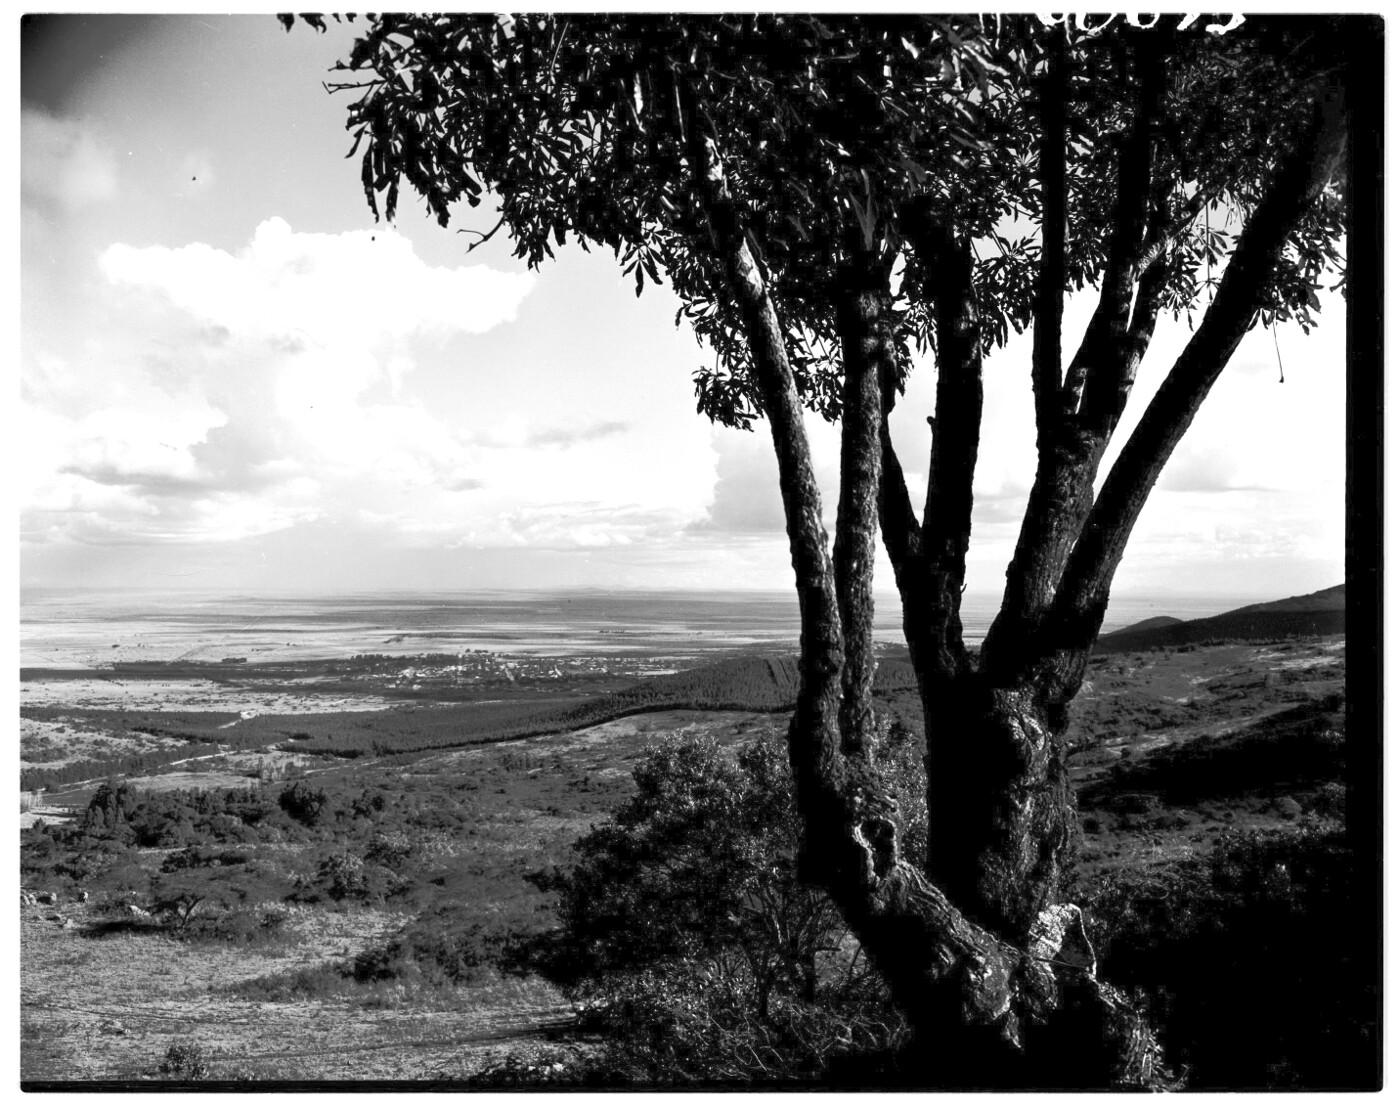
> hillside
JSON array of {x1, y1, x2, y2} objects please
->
[
  {"x1": 1096, "y1": 584, "x2": 1345, "y2": 653},
  {"x1": 1110, "y1": 615, "x2": 1185, "y2": 636}
]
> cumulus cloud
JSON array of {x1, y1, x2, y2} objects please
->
[
  {"x1": 24, "y1": 219, "x2": 540, "y2": 548},
  {"x1": 1158, "y1": 443, "x2": 1270, "y2": 493},
  {"x1": 22, "y1": 108, "x2": 119, "y2": 209},
  {"x1": 100, "y1": 217, "x2": 534, "y2": 351},
  {"x1": 691, "y1": 432, "x2": 786, "y2": 533},
  {"x1": 24, "y1": 218, "x2": 730, "y2": 560},
  {"x1": 693, "y1": 421, "x2": 843, "y2": 535}
]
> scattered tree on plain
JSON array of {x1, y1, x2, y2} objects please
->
[{"x1": 290, "y1": 13, "x2": 1361, "y2": 1086}]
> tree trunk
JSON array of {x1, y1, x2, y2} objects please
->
[
  {"x1": 925, "y1": 677, "x2": 1078, "y2": 940},
  {"x1": 693, "y1": 133, "x2": 1165, "y2": 1090}
]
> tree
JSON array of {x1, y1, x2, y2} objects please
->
[
  {"x1": 289, "y1": 13, "x2": 1360, "y2": 1086},
  {"x1": 278, "y1": 780, "x2": 329, "y2": 827},
  {"x1": 150, "y1": 846, "x2": 289, "y2": 931},
  {"x1": 540, "y1": 737, "x2": 848, "y2": 1016},
  {"x1": 535, "y1": 732, "x2": 917, "y2": 1080}
]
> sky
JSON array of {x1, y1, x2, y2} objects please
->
[{"x1": 17, "y1": 13, "x2": 1350, "y2": 602}]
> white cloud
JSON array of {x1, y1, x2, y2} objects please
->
[
  {"x1": 24, "y1": 219, "x2": 728, "y2": 558},
  {"x1": 100, "y1": 218, "x2": 534, "y2": 347},
  {"x1": 24, "y1": 220, "x2": 541, "y2": 547},
  {"x1": 22, "y1": 109, "x2": 120, "y2": 209}
]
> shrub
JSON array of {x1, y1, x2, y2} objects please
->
[
  {"x1": 351, "y1": 908, "x2": 516, "y2": 987},
  {"x1": 528, "y1": 729, "x2": 918, "y2": 1081},
  {"x1": 1306, "y1": 782, "x2": 1346, "y2": 819},
  {"x1": 1084, "y1": 827, "x2": 1375, "y2": 1088},
  {"x1": 278, "y1": 782, "x2": 329, "y2": 827},
  {"x1": 316, "y1": 853, "x2": 369, "y2": 901},
  {"x1": 158, "y1": 1038, "x2": 209, "y2": 1079},
  {"x1": 183, "y1": 906, "x2": 293, "y2": 948}
]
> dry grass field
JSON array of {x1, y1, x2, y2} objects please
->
[{"x1": 20, "y1": 902, "x2": 575, "y2": 1082}]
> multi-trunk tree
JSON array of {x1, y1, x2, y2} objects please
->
[{"x1": 289, "y1": 13, "x2": 1357, "y2": 1087}]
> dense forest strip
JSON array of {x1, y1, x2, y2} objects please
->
[
  {"x1": 21, "y1": 730, "x2": 283, "y2": 793},
  {"x1": 20, "y1": 655, "x2": 919, "y2": 787},
  {"x1": 284, "y1": 654, "x2": 917, "y2": 758}
]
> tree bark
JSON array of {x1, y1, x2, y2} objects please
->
[{"x1": 924, "y1": 679, "x2": 1078, "y2": 941}]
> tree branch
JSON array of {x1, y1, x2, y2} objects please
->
[
  {"x1": 1033, "y1": 32, "x2": 1068, "y2": 444},
  {"x1": 1062, "y1": 32, "x2": 1166, "y2": 427},
  {"x1": 689, "y1": 133, "x2": 846, "y2": 785},
  {"x1": 899, "y1": 203, "x2": 983, "y2": 679},
  {"x1": 833, "y1": 255, "x2": 890, "y2": 757},
  {"x1": 1131, "y1": 182, "x2": 1214, "y2": 278},
  {"x1": 984, "y1": 39, "x2": 1167, "y2": 676},
  {"x1": 1050, "y1": 87, "x2": 1348, "y2": 655},
  {"x1": 876, "y1": 358, "x2": 944, "y2": 693},
  {"x1": 1081, "y1": 184, "x2": 1175, "y2": 434},
  {"x1": 876, "y1": 396, "x2": 922, "y2": 578}
]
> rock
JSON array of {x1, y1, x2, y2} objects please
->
[
  {"x1": 78, "y1": 890, "x2": 89, "y2": 903},
  {"x1": 127, "y1": 905, "x2": 150, "y2": 918},
  {"x1": 36, "y1": 891, "x2": 57, "y2": 906},
  {"x1": 61, "y1": 918, "x2": 79, "y2": 930}
]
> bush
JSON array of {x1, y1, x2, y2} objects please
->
[
  {"x1": 528, "y1": 729, "x2": 918, "y2": 1082},
  {"x1": 158, "y1": 1038, "x2": 209, "y2": 1079},
  {"x1": 1306, "y1": 781, "x2": 1346, "y2": 819},
  {"x1": 1084, "y1": 827, "x2": 1375, "y2": 1088},
  {"x1": 351, "y1": 908, "x2": 517, "y2": 987},
  {"x1": 183, "y1": 906, "x2": 293, "y2": 948},
  {"x1": 278, "y1": 782, "x2": 329, "y2": 827}
]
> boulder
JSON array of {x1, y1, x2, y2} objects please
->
[{"x1": 36, "y1": 891, "x2": 58, "y2": 906}]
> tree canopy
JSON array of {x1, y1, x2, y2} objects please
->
[{"x1": 297, "y1": 14, "x2": 1343, "y2": 423}]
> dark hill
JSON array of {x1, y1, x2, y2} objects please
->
[
  {"x1": 1096, "y1": 584, "x2": 1345, "y2": 653},
  {"x1": 1111, "y1": 615, "x2": 1185, "y2": 636}
]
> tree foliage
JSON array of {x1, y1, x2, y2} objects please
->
[{"x1": 299, "y1": 14, "x2": 1344, "y2": 424}]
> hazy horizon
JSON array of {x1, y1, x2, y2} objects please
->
[
  {"x1": 21, "y1": 584, "x2": 1292, "y2": 672},
  {"x1": 19, "y1": 580, "x2": 1342, "y2": 602}
]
